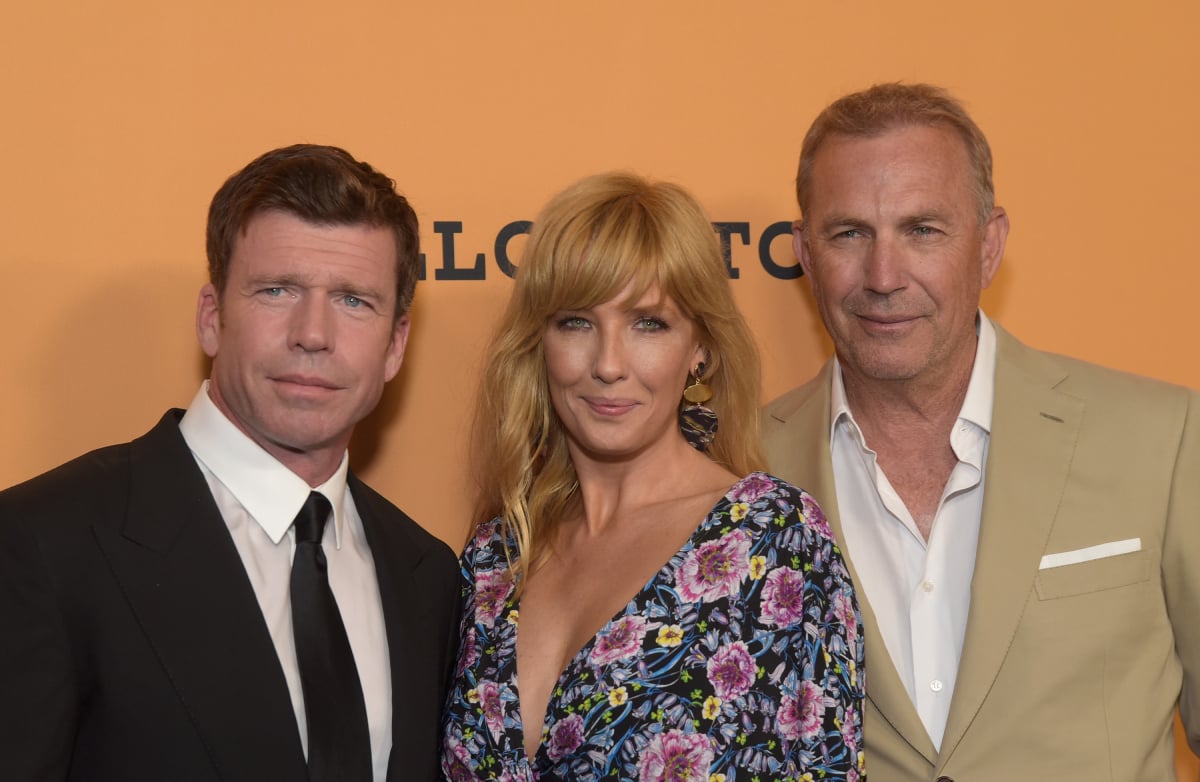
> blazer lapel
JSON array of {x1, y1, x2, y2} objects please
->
[
  {"x1": 353, "y1": 478, "x2": 433, "y2": 782},
  {"x1": 768, "y1": 365, "x2": 938, "y2": 763},
  {"x1": 938, "y1": 326, "x2": 1083, "y2": 763},
  {"x1": 94, "y1": 411, "x2": 307, "y2": 780}
]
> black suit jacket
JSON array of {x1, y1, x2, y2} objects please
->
[{"x1": 0, "y1": 410, "x2": 461, "y2": 781}]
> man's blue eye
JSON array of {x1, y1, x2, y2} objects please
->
[{"x1": 344, "y1": 295, "x2": 363, "y2": 308}]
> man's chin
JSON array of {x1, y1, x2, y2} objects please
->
[
  {"x1": 838, "y1": 347, "x2": 929, "y2": 383},
  {"x1": 258, "y1": 418, "x2": 349, "y2": 456}
]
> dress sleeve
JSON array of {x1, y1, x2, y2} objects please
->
[
  {"x1": 769, "y1": 481, "x2": 866, "y2": 780},
  {"x1": 449, "y1": 523, "x2": 486, "y2": 679},
  {"x1": 440, "y1": 518, "x2": 521, "y2": 779}
]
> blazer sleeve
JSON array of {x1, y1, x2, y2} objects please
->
[
  {"x1": 1165, "y1": 388, "x2": 1200, "y2": 756},
  {"x1": 0, "y1": 498, "x2": 78, "y2": 781}
]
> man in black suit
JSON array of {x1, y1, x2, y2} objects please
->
[{"x1": 0, "y1": 144, "x2": 460, "y2": 781}]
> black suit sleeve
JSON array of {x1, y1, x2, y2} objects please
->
[{"x1": 0, "y1": 494, "x2": 79, "y2": 781}]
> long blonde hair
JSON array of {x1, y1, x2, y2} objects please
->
[{"x1": 471, "y1": 172, "x2": 764, "y2": 589}]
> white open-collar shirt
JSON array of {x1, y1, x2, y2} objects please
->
[
  {"x1": 179, "y1": 382, "x2": 392, "y2": 781},
  {"x1": 829, "y1": 313, "x2": 996, "y2": 751}
]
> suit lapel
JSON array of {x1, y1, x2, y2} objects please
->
[
  {"x1": 938, "y1": 326, "x2": 1083, "y2": 763},
  {"x1": 768, "y1": 365, "x2": 938, "y2": 763},
  {"x1": 94, "y1": 411, "x2": 307, "y2": 780},
  {"x1": 353, "y1": 478, "x2": 427, "y2": 782}
]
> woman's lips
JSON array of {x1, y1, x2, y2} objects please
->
[{"x1": 583, "y1": 397, "x2": 638, "y2": 416}]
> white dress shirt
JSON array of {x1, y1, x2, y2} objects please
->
[
  {"x1": 829, "y1": 313, "x2": 997, "y2": 751},
  {"x1": 179, "y1": 383, "x2": 392, "y2": 781}
]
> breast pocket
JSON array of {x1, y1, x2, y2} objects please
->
[{"x1": 1034, "y1": 549, "x2": 1152, "y2": 600}]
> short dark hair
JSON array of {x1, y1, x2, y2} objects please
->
[
  {"x1": 797, "y1": 83, "x2": 995, "y2": 225},
  {"x1": 206, "y1": 144, "x2": 420, "y2": 316}
]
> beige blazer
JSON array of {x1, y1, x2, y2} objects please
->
[{"x1": 763, "y1": 324, "x2": 1200, "y2": 781}]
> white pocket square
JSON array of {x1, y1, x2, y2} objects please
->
[{"x1": 1039, "y1": 538, "x2": 1141, "y2": 570}]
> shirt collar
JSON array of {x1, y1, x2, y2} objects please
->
[
  {"x1": 829, "y1": 310, "x2": 998, "y2": 442},
  {"x1": 178, "y1": 381, "x2": 350, "y2": 547}
]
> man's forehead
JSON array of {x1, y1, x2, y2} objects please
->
[
  {"x1": 231, "y1": 212, "x2": 398, "y2": 276},
  {"x1": 819, "y1": 123, "x2": 966, "y2": 163},
  {"x1": 238, "y1": 210, "x2": 386, "y2": 244},
  {"x1": 807, "y1": 126, "x2": 974, "y2": 208}
]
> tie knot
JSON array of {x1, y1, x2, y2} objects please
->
[{"x1": 294, "y1": 491, "x2": 332, "y2": 545}]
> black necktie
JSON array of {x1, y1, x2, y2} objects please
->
[{"x1": 290, "y1": 491, "x2": 373, "y2": 782}]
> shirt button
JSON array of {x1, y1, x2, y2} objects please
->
[
  {"x1": 921, "y1": 580, "x2": 935, "y2": 592},
  {"x1": 930, "y1": 679, "x2": 944, "y2": 692}
]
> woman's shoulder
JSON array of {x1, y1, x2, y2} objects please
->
[{"x1": 723, "y1": 471, "x2": 835, "y2": 542}]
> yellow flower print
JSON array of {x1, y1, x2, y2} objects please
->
[
  {"x1": 702, "y1": 695, "x2": 722, "y2": 720},
  {"x1": 730, "y1": 502, "x2": 749, "y2": 522},
  {"x1": 749, "y1": 555, "x2": 767, "y2": 580},
  {"x1": 506, "y1": 609, "x2": 519, "y2": 626},
  {"x1": 709, "y1": 774, "x2": 726, "y2": 782},
  {"x1": 466, "y1": 688, "x2": 479, "y2": 704},
  {"x1": 608, "y1": 686, "x2": 628, "y2": 707},
  {"x1": 656, "y1": 624, "x2": 684, "y2": 647}
]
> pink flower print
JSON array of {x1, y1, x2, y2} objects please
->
[
  {"x1": 476, "y1": 680, "x2": 506, "y2": 741},
  {"x1": 441, "y1": 734, "x2": 477, "y2": 781},
  {"x1": 800, "y1": 493, "x2": 832, "y2": 539},
  {"x1": 636, "y1": 729, "x2": 714, "y2": 781},
  {"x1": 474, "y1": 569, "x2": 513, "y2": 629},
  {"x1": 843, "y1": 704, "x2": 859, "y2": 754},
  {"x1": 675, "y1": 529, "x2": 751, "y2": 603},
  {"x1": 705, "y1": 641, "x2": 756, "y2": 701},
  {"x1": 546, "y1": 713, "x2": 585, "y2": 761},
  {"x1": 777, "y1": 680, "x2": 824, "y2": 742},
  {"x1": 473, "y1": 518, "x2": 500, "y2": 550},
  {"x1": 730, "y1": 472, "x2": 775, "y2": 503},
  {"x1": 831, "y1": 586, "x2": 858, "y2": 639},
  {"x1": 759, "y1": 566, "x2": 806, "y2": 628},
  {"x1": 455, "y1": 627, "x2": 478, "y2": 677},
  {"x1": 589, "y1": 614, "x2": 648, "y2": 666}
]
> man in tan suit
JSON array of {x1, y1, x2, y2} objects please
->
[{"x1": 763, "y1": 83, "x2": 1200, "y2": 781}]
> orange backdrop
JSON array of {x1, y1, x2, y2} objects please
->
[{"x1": 3, "y1": 1, "x2": 1198, "y2": 772}]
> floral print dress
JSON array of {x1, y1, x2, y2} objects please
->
[{"x1": 441, "y1": 472, "x2": 865, "y2": 782}]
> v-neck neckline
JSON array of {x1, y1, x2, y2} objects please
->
[{"x1": 506, "y1": 477, "x2": 749, "y2": 769}]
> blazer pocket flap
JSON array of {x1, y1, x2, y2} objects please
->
[{"x1": 1035, "y1": 547, "x2": 1151, "y2": 600}]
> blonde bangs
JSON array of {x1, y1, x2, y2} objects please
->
[{"x1": 519, "y1": 187, "x2": 673, "y2": 322}]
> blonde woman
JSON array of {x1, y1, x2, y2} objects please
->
[{"x1": 441, "y1": 173, "x2": 864, "y2": 781}]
